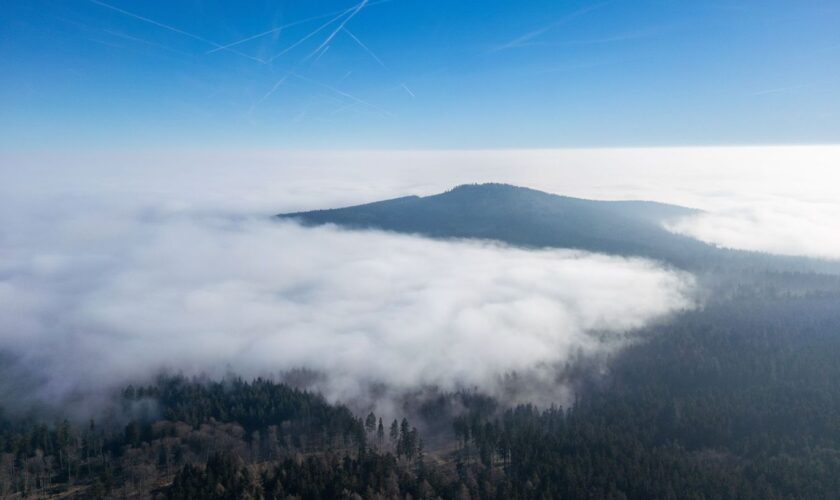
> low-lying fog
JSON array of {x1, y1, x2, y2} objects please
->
[{"x1": 0, "y1": 145, "x2": 835, "y2": 416}]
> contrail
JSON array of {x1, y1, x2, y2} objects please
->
[
  {"x1": 292, "y1": 72, "x2": 391, "y2": 116},
  {"x1": 257, "y1": 74, "x2": 292, "y2": 104},
  {"x1": 103, "y1": 29, "x2": 193, "y2": 57},
  {"x1": 401, "y1": 83, "x2": 415, "y2": 98},
  {"x1": 493, "y1": 23, "x2": 554, "y2": 52},
  {"x1": 490, "y1": 2, "x2": 609, "y2": 52},
  {"x1": 306, "y1": 0, "x2": 369, "y2": 61},
  {"x1": 248, "y1": 73, "x2": 292, "y2": 116},
  {"x1": 88, "y1": 0, "x2": 266, "y2": 63},
  {"x1": 206, "y1": 27, "x2": 286, "y2": 55},
  {"x1": 207, "y1": 12, "x2": 341, "y2": 55},
  {"x1": 311, "y1": 45, "x2": 331, "y2": 65},
  {"x1": 268, "y1": 8, "x2": 348, "y2": 62},
  {"x1": 207, "y1": 0, "x2": 391, "y2": 55},
  {"x1": 343, "y1": 27, "x2": 386, "y2": 68}
]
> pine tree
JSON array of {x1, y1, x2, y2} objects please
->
[
  {"x1": 389, "y1": 419, "x2": 399, "y2": 449},
  {"x1": 365, "y1": 412, "x2": 377, "y2": 435},
  {"x1": 377, "y1": 418, "x2": 385, "y2": 448}
]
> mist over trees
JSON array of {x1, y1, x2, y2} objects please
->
[
  {"x1": 0, "y1": 200, "x2": 694, "y2": 417},
  {"x1": 2, "y1": 261, "x2": 840, "y2": 498}
]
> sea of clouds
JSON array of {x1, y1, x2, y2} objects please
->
[
  {"x1": 1, "y1": 145, "x2": 835, "y2": 416},
  {"x1": 0, "y1": 202, "x2": 694, "y2": 416},
  {"x1": 6, "y1": 146, "x2": 837, "y2": 257}
]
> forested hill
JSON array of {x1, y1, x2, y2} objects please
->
[
  {"x1": 279, "y1": 183, "x2": 711, "y2": 268},
  {"x1": 279, "y1": 183, "x2": 840, "y2": 275}
]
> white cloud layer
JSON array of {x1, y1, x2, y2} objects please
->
[
  {"x1": 0, "y1": 205, "x2": 693, "y2": 413},
  {"x1": 0, "y1": 145, "x2": 833, "y2": 414}
]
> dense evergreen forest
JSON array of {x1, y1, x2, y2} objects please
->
[{"x1": 2, "y1": 271, "x2": 840, "y2": 498}]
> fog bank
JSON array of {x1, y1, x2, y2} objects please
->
[
  {"x1": 4, "y1": 145, "x2": 833, "y2": 416},
  {"x1": 0, "y1": 205, "x2": 693, "y2": 415}
]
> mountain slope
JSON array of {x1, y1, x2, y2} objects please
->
[
  {"x1": 279, "y1": 183, "x2": 712, "y2": 267},
  {"x1": 279, "y1": 183, "x2": 840, "y2": 276}
]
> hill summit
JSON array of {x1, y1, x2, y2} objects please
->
[{"x1": 279, "y1": 183, "x2": 710, "y2": 267}]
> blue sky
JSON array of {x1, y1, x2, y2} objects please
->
[{"x1": 1, "y1": 0, "x2": 838, "y2": 150}]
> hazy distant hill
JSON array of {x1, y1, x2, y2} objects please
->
[{"x1": 279, "y1": 183, "x2": 715, "y2": 268}]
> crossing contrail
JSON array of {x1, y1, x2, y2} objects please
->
[
  {"x1": 306, "y1": 0, "x2": 369, "y2": 61},
  {"x1": 268, "y1": 10, "x2": 348, "y2": 62},
  {"x1": 210, "y1": 0, "x2": 393, "y2": 57},
  {"x1": 292, "y1": 72, "x2": 392, "y2": 117}
]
